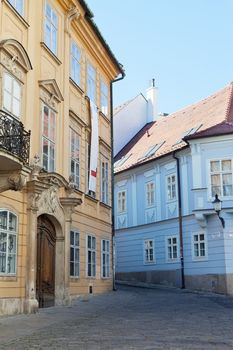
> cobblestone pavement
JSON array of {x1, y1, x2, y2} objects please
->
[{"x1": 1, "y1": 285, "x2": 233, "y2": 349}]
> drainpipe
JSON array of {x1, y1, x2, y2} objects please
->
[
  {"x1": 110, "y1": 70, "x2": 125, "y2": 291},
  {"x1": 172, "y1": 152, "x2": 185, "y2": 289}
]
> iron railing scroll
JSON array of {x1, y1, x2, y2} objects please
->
[{"x1": 0, "y1": 109, "x2": 31, "y2": 165}]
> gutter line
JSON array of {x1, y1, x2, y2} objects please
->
[
  {"x1": 110, "y1": 71, "x2": 125, "y2": 291},
  {"x1": 172, "y1": 151, "x2": 185, "y2": 289}
]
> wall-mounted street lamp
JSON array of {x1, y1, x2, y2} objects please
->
[{"x1": 212, "y1": 194, "x2": 225, "y2": 228}]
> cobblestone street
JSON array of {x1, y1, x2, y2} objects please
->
[{"x1": 1, "y1": 285, "x2": 233, "y2": 349}]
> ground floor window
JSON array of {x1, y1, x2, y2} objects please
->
[
  {"x1": 101, "y1": 239, "x2": 110, "y2": 278},
  {"x1": 0, "y1": 210, "x2": 17, "y2": 275},
  {"x1": 87, "y1": 235, "x2": 96, "y2": 277},
  {"x1": 166, "y1": 236, "x2": 178, "y2": 261},
  {"x1": 193, "y1": 232, "x2": 207, "y2": 260},
  {"x1": 144, "y1": 239, "x2": 155, "y2": 264},
  {"x1": 70, "y1": 230, "x2": 80, "y2": 277}
]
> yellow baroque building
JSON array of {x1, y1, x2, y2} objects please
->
[{"x1": 0, "y1": 0, "x2": 124, "y2": 315}]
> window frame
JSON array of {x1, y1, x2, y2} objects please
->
[
  {"x1": 41, "y1": 103, "x2": 56, "y2": 172},
  {"x1": 143, "y1": 239, "x2": 155, "y2": 265},
  {"x1": 70, "y1": 127, "x2": 80, "y2": 189},
  {"x1": 86, "y1": 234, "x2": 96, "y2": 278},
  {"x1": 145, "y1": 181, "x2": 155, "y2": 208},
  {"x1": 208, "y1": 158, "x2": 233, "y2": 199},
  {"x1": 117, "y1": 190, "x2": 127, "y2": 214},
  {"x1": 0, "y1": 209, "x2": 18, "y2": 276},
  {"x1": 86, "y1": 62, "x2": 96, "y2": 104},
  {"x1": 70, "y1": 40, "x2": 81, "y2": 87},
  {"x1": 44, "y1": 1, "x2": 58, "y2": 56},
  {"x1": 166, "y1": 174, "x2": 177, "y2": 202},
  {"x1": 101, "y1": 157, "x2": 109, "y2": 205},
  {"x1": 8, "y1": 0, "x2": 24, "y2": 16},
  {"x1": 166, "y1": 235, "x2": 179, "y2": 262},
  {"x1": 100, "y1": 79, "x2": 109, "y2": 116},
  {"x1": 2, "y1": 71, "x2": 22, "y2": 119},
  {"x1": 70, "y1": 230, "x2": 80, "y2": 278},
  {"x1": 192, "y1": 232, "x2": 208, "y2": 261},
  {"x1": 101, "y1": 239, "x2": 110, "y2": 279}
]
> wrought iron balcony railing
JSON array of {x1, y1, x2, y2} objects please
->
[{"x1": 0, "y1": 109, "x2": 31, "y2": 165}]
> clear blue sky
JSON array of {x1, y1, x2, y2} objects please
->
[{"x1": 87, "y1": 0, "x2": 233, "y2": 114}]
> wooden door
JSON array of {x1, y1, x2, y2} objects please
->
[{"x1": 36, "y1": 215, "x2": 56, "y2": 308}]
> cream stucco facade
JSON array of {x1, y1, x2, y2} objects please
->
[{"x1": 0, "y1": 0, "x2": 123, "y2": 315}]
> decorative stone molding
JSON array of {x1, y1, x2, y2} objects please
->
[
  {"x1": 65, "y1": 6, "x2": 80, "y2": 34},
  {"x1": 30, "y1": 155, "x2": 42, "y2": 180},
  {"x1": 195, "y1": 212, "x2": 207, "y2": 228},
  {"x1": 1, "y1": 53, "x2": 23, "y2": 81},
  {"x1": 0, "y1": 167, "x2": 30, "y2": 193},
  {"x1": 39, "y1": 79, "x2": 63, "y2": 111},
  {"x1": 0, "y1": 39, "x2": 32, "y2": 73},
  {"x1": 8, "y1": 173, "x2": 26, "y2": 191}
]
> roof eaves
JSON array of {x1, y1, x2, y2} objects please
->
[
  {"x1": 115, "y1": 144, "x2": 189, "y2": 175},
  {"x1": 78, "y1": 0, "x2": 124, "y2": 76}
]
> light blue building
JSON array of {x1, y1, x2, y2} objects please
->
[{"x1": 114, "y1": 82, "x2": 233, "y2": 294}]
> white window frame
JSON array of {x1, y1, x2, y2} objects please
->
[
  {"x1": 8, "y1": 0, "x2": 24, "y2": 16},
  {"x1": 44, "y1": 1, "x2": 58, "y2": 55},
  {"x1": 208, "y1": 158, "x2": 233, "y2": 199},
  {"x1": 101, "y1": 239, "x2": 110, "y2": 279},
  {"x1": 0, "y1": 210, "x2": 18, "y2": 276},
  {"x1": 41, "y1": 104, "x2": 56, "y2": 172},
  {"x1": 2, "y1": 72, "x2": 21, "y2": 118},
  {"x1": 70, "y1": 40, "x2": 81, "y2": 86},
  {"x1": 87, "y1": 62, "x2": 96, "y2": 103},
  {"x1": 70, "y1": 128, "x2": 80, "y2": 188},
  {"x1": 117, "y1": 190, "x2": 127, "y2": 214},
  {"x1": 100, "y1": 79, "x2": 108, "y2": 116},
  {"x1": 145, "y1": 181, "x2": 155, "y2": 208},
  {"x1": 70, "y1": 230, "x2": 80, "y2": 278},
  {"x1": 143, "y1": 239, "x2": 155, "y2": 264},
  {"x1": 101, "y1": 157, "x2": 109, "y2": 204},
  {"x1": 192, "y1": 232, "x2": 208, "y2": 261},
  {"x1": 86, "y1": 234, "x2": 96, "y2": 278},
  {"x1": 166, "y1": 235, "x2": 179, "y2": 262},
  {"x1": 166, "y1": 174, "x2": 177, "y2": 201}
]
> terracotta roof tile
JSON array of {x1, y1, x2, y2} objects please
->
[{"x1": 114, "y1": 82, "x2": 233, "y2": 174}]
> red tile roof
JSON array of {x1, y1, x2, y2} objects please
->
[{"x1": 114, "y1": 82, "x2": 233, "y2": 174}]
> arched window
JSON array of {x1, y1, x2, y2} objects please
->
[{"x1": 0, "y1": 210, "x2": 17, "y2": 275}]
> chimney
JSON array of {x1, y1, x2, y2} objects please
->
[{"x1": 146, "y1": 78, "x2": 158, "y2": 123}]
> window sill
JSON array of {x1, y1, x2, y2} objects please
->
[
  {"x1": 3, "y1": 0, "x2": 29, "y2": 28},
  {"x1": 99, "y1": 111, "x2": 110, "y2": 123},
  {"x1": 85, "y1": 193, "x2": 98, "y2": 203},
  {"x1": 144, "y1": 261, "x2": 156, "y2": 265},
  {"x1": 0, "y1": 274, "x2": 17, "y2": 280},
  {"x1": 100, "y1": 201, "x2": 111, "y2": 210},
  {"x1": 166, "y1": 259, "x2": 179, "y2": 264},
  {"x1": 101, "y1": 276, "x2": 111, "y2": 280},
  {"x1": 192, "y1": 257, "x2": 208, "y2": 262},
  {"x1": 70, "y1": 276, "x2": 80, "y2": 281},
  {"x1": 40, "y1": 42, "x2": 62, "y2": 65},
  {"x1": 69, "y1": 78, "x2": 84, "y2": 95}
]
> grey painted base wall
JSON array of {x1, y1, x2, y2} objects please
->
[
  {"x1": 116, "y1": 269, "x2": 182, "y2": 288},
  {"x1": 116, "y1": 271, "x2": 233, "y2": 295}
]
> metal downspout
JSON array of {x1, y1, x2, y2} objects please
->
[
  {"x1": 110, "y1": 71, "x2": 125, "y2": 291},
  {"x1": 172, "y1": 152, "x2": 185, "y2": 289}
]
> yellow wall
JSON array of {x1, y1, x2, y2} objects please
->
[{"x1": 0, "y1": 0, "x2": 121, "y2": 302}]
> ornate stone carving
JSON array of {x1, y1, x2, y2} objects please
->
[
  {"x1": 1, "y1": 53, "x2": 23, "y2": 81},
  {"x1": 65, "y1": 6, "x2": 80, "y2": 34},
  {"x1": 30, "y1": 155, "x2": 42, "y2": 180},
  {"x1": 8, "y1": 173, "x2": 26, "y2": 191},
  {"x1": 28, "y1": 193, "x2": 41, "y2": 212}
]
